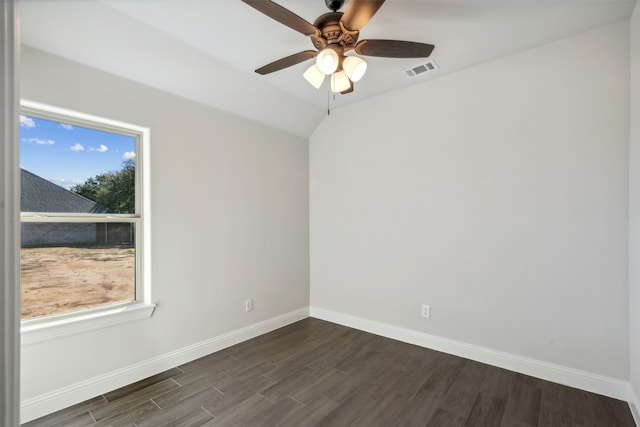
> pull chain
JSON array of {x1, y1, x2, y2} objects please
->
[
  {"x1": 327, "y1": 74, "x2": 333, "y2": 116},
  {"x1": 327, "y1": 78, "x2": 331, "y2": 116}
]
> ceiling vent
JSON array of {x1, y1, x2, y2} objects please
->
[{"x1": 404, "y1": 59, "x2": 438, "y2": 78}]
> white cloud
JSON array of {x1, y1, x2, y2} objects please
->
[
  {"x1": 69, "y1": 143, "x2": 84, "y2": 152},
  {"x1": 24, "y1": 137, "x2": 54, "y2": 145},
  {"x1": 122, "y1": 151, "x2": 136, "y2": 161},
  {"x1": 60, "y1": 123, "x2": 74, "y2": 130},
  {"x1": 90, "y1": 144, "x2": 108, "y2": 153},
  {"x1": 20, "y1": 115, "x2": 36, "y2": 128}
]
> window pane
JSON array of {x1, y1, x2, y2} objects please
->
[
  {"x1": 20, "y1": 114, "x2": 136, "y2": 214},
  {"x1": 21, "y1": 222, "x2": 136, "y2": 320}
]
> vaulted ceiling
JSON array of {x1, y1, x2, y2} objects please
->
[{"x1": 20, "y1": 0, "x2": 636, "y2": 137}]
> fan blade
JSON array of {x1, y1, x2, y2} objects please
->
[
  {"x1": 340, "y1": 0, "x2": 385, "y2": 31},
  {"x1": 355, "y1": 39, "x2": 434, "y2": 58},
  {"x1": 255, "y1": 50, "x2": 317, "y2": 75},
  {"x1": 242, "y1": 0, "x2": 318, "y2": 36}
]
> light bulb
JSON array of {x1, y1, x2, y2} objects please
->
[
  {"x1": 303, "y1": 64, "x2": 325, "y2": 89},
  {"x1": 330, "y1": 71, "x2": 351, "y2": 93},
  {"x1": 316, "y1": 48, "x2": 339, "y2": 75},
  {"x1": 343, "y1": 56, "x2": 367, "y2": 82}
]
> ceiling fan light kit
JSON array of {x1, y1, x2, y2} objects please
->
[
  {"x1": 241, "y1": 0, "x2": 435, "y2": 96},
  {"x1": 343, "y1": 55, "x2": 367, "y2": 82},
  {"x1": 304, "y1": 64, "x2": 325, "y2": 88},
  {"x1": 331, "y1": 70, "x2": 351, "y2": 93},
  {"x1": 316, "y1": 47, "x2": 340, "y2": 74}
]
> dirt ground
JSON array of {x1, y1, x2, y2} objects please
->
[{"x1": 21, "y1": 246, "x2": 135, "y2": 320}]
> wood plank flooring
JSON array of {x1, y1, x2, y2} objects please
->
[{"x1": 23, "y1": 318, "x2": 636, "y2": 427}]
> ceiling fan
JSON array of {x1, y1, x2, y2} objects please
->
[{"x1": 241, "y1": 0, "x2": 435, "y2": 94}]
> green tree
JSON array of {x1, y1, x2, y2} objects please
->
[{"x1": 71, "y1": 159, "x2": 135, "y2": 213}]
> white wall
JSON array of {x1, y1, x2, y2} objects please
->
[
  {"x1": 310, "y1": 21, "x2": 630, "y2": 380},
  {"x1": 20, "y1": 47, "x2": 309, "y2": 408},
  {"x1": 629, "y1": 3, "x2": 640, "y2": 416}
]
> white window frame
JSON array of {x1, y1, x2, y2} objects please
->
[{"x1": 19, "y1": 100, "x2": 154, "y2": 345}]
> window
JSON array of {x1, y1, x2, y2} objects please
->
[{"x1": 20, "y1": 101, "x2": 153, "y2": 342}]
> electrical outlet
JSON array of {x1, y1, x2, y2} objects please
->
[
  {"x1": 245, "y1": 298, "x2": 253, "y2": 312},
  {"x1": 421, "y1": 304, "x2": 431, "y2": 319}
]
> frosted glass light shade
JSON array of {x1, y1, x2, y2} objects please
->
[
  {"x1": 316, "y1": 48, "x2": 339, "y2": 75},
  {"x1": 331, "y1": 71, "x2": 351, "y2": 93},
  {"x1": 303, "y1": 64, "x2": 325, "y2": 89},
  {"x1": 343, "y1": 56, "x2": 367, "y2": 82}
]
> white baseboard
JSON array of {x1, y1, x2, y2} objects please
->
[
  {"x1": 22, "y1": 306, "x2": 635, "y2": 425},
  {"x1": 630, "y1": 384, "x2": 640, "y2": 426},
  {"x1": 310, "y1": 306, "x2": 630, "y2": 402},
  {"x1": 20, "y1": 307, "x2": 309, "y2": 424}
]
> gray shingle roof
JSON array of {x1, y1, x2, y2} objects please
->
[{"x1": 21, "y1": 169, "x2": 110, "y2": 213}]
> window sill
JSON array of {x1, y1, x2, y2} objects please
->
[{"x1": 21, "y1": 303, "x2": 156, "y2": 346}]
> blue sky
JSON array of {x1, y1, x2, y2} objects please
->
[{"x1": 20, "y1": 114, "x2": 136, "y2": 189}]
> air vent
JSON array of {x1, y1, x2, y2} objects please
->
[{"x1": 404, "y1": 59, "x2": 438, "y2": 78}]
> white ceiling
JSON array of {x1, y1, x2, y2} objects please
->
[{"x1": 20, "y1": 0, "x2": 636, "y2": 137}]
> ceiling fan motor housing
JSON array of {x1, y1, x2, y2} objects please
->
[{"x1": 312, "y1": 12, "x2": 358, "y2": 50}]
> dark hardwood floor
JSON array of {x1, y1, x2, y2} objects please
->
[{"x1": 23, "y1": 318, "x2": 635, "y2": 427}]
